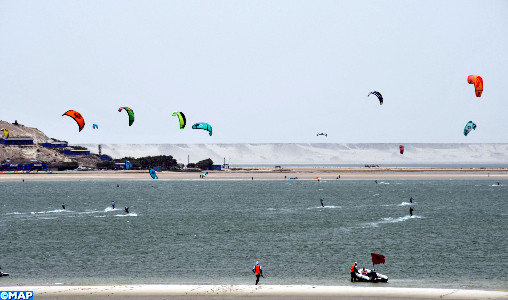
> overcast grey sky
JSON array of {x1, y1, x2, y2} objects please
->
[{"x1": 1, "y1": 0, "x2": 507, "y2": 144}]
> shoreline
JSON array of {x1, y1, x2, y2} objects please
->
[
  {"x1": 1, "y1": 285, "x2": 506, "y2": 299},
  {"x1": 0, "y1": 167, "x2": 507, "y2": 181}
]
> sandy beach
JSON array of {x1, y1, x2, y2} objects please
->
[
  {"x1": 1, "y1": 167, "x2": 508, "y2": 181},
  {"x1": 0, "y1": 285, "x2": 506, "y2": 299}
]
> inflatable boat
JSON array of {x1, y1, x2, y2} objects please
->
[{"x1": 355, "y1": 268, "x2": 388, "y2": 282}]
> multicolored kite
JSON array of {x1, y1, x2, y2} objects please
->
[
  {"x1": 172, "y1": 112, "x2": 186, "y2": 129},
  {"x1": 118, "y1": 107, "x2": 135, "y2": 126}
]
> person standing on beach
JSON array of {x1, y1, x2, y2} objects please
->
[
  {"x1": 351, "y1": 262, "x2": 358, "y2": 282},
  {"x1": 112, "y1": 201, "x2": 115, "y2": 209},
  {"x1": 252, "y1": 261, "x2": 263, "y2": 285}
]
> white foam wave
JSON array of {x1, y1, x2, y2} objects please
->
[
  {"x1": 308, "y1": 205, "x2": 341, "y2": 209},
  {"x1": 31, "y1": 209, "x2": 67, "y2": 214},
  {"x1": 363, "y1": 215, "x2": 422, "y2": 228},
  {"x1": 115, "y1": 213, "x2": 138, "y2": 217},
  {"x1": 104, "y1": 207, "x2": 120, "y2": 212}
]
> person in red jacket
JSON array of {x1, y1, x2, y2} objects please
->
[
  {"x1": 252, "y1": 261, "x2": 264, "y2": 285},
  {"x1": 351, "y1": 262, "x2": 358, "y2": 282}
]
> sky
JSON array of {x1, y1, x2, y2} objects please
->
[{"x1": 1, "y1": 0, "x2": 507, "y2": 144}]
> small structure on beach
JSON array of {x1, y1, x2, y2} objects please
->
[
  {"x1": 0, "y1": 137, "x2": 34, "y2": 145},
  {"x1": 1, "y1": 162, "x2": 47, "y2": 171},
  {"x1": 41, "y1": 141, "x2": 68, "y2": 148},
  {"x1": 64, "y1": 149, "x2": 91, "y2": 155}
]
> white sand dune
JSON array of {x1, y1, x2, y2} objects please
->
[{"x1": 79, "y1": 143, "x2": 508, "y2": 165}]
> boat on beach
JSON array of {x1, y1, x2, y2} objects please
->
[
  {"x1": 355, "y1": 268, "x2": 388, "y2": 282},
  {"x1": 352, "y1": 253, "x2": 388, "y2": 283}
]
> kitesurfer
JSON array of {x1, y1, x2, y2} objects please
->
[
  {"x1": 497, "y1": 182, "x2": 500, "y2": 186},
  {"x1": 252, "y1": 261, "x2": 263, "y2": 285},
  {"x1": 320, "y1": 199, "x2": 324, "y2": 207},
  {"x1": 410, "y1": 197, "x2": 413, "y2": 203},
  {"x1": 409, "y1": 207, "x2": 414, "y2": 216},
  {"x1": 375, "y1": 180, "x2": 378, "y2": 184},
  {"x1": 112, "y1": 201, "x2": 115, "y2": 209},
  {"x1": 351, "y1": 262, "x2": 358, "y2": 282},
  {"x1": 61, "y1": 203, "x2": 65, "y2": 210},
  {"x1": 124, "y1": 207, "x2": 130, "y2": 214}
]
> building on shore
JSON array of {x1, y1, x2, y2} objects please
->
[{"x1": 0, "y1": 137, "x2": 34, "y2": 145}]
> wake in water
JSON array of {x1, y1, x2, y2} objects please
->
[
  {"x1": 362, "y1": 215, "x2": 422, "y2": 228},
  {"x1": 30, "y1": 209, "x2": 69, "y2": 214},
  {"x1": 267, "y1": 207, "x2": 295, "y2": 213},
  {"x1": 398, "y1": 202, "x2": 413, "y2": 206},
  {"x1": 115, "y1": 213, "x2": 138, "y2": 217},
  {"x1": 308, "y1": 205, "x2": 341, "y2": 209},
  {"x1": 103, "y1": 207, "x2": 122, "y2": 212}
]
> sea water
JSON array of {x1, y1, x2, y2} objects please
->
[{"x1": 0, "y1": 179, "x2": 506, "y2": 290}]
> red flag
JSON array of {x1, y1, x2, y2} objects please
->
[{"x1": 371, "y1": 253, "x2": 385, "y2": 265}]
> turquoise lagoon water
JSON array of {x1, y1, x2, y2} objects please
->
[{"x1": 0, "y1": 179, "x2": 506, "y2": 290}]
